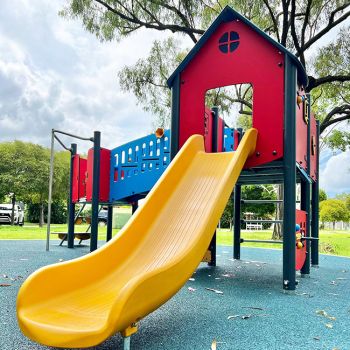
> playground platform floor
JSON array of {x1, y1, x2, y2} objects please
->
[{"x1": 1, "y1": 240, "x2": 349, "y2": 350}]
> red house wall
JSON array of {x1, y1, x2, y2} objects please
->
[
  {"x1": 72, "y1": 155, "x2": 87, "y2": 203},
  {"x1": 178, "y1": 20, "x2": 285, "y2": 167},
  {"x1": 296, "y1": 88, "x2": 308, "y2": 171},
  {"x1": 86, "y1": 148, "x2": 111, "y2": 202}
]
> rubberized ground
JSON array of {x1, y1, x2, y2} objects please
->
[{"x1": 1, "y1": 240, "x2": 349, "y2": 350}]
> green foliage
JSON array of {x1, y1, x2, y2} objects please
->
[
  {"x1": 220, "y1": 184, "x2": 276, "y2": 228},
  {"x1": 323, "y1": 130, "x2": 350, "y2": 151},
  {"x1": 118, "y1": 38, "x2": 184, "y2": 127},
  {"x1": 319, "y1": 199, "x2": 349, "y2": 224},
  {"x1": 0, "y1": 141, "x2": 70, "y2": 207},
  {"x1": 319, "y1": 188, "x2": 327, "y2": 202},
  {"x1": 27, "y1": 201, "x2": 67, "y2": 224}
]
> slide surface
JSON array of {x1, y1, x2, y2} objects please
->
[{"x1": 17, "y1": 129, "x2": 257, "y2": 348}]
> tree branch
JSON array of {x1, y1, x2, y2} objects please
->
[
  {"x1": 307, "y1": 74, "x2": 350, "y2": 91},
  {"x1": 262, "y1": 0, "x2": 280, "y2": 42},
  {"x1": 320, "y1": 104, "x2": 350, "y2": 133},
  {"x1": 93, "y1": 0, "x2": 204, "y2": 40},
  {"x1": 300, "y1": 4, "x2": 350, "y2": 53}
]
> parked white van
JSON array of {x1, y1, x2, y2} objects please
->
[{"x1": 0, "y1": 204, "x2": 24, "y2": 225}]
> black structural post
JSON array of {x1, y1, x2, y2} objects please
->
[
  {"x1": 283, "y1": 55, "x2": 297, "y2": 291},
  {"x1": 132, "y1": 201, "x2": 139, "y2": 214},
  {"x1": 311, "y1": 121, "x2": 320, "y2": 266},
  {"x1": 208, "y1": 106, "x2": 219, "y2": 266},
  {"x1": 170, "y1": 74, "x2": 181, "y2": 160},
  {"x1": 301, "y1": 93, "x2": 311, "y2": 276},
  {"x1": 106, "y1": 205, "x2": 113, "y2": 242},
  {"x1": 233, "y1": 185, "x2": 242, "y2": 259},
  {"x1": 67, "y1": 143, "x2": 77, "y2": 248},
  {"x1": 90, "y1": 131, "x2": 101, "y2": 252}
]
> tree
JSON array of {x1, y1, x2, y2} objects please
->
[
  {"x1": 0, "y1": 142, "x2": 70, "y2": 227},
  {"x1": 319, "y1": 188, "x2": 328, "y2": 202},
  {"x1": 61, "y1": 1, "x2": 350, "y2": 132},
  {"x1": 319, "y1": 199, "x2": 349, "y2": 229}
]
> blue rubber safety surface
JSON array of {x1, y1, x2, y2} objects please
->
[{"x1": 1, "y1": 240, "x2": 349, "y2": 350}]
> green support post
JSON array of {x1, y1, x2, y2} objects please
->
[
  {"x1": 90, "y1": 131, "x2": 101, "y2": 252},
  {"x1": 170, "y1": 74, "x2": 180, "y2": 160},
  {"x1": 283, "y1": 55, "x2": 297, "y2": 291},
  {"x1": 67, "y1": 143, "x2": 77, "y2": 249},
  {"x1": 233, "y1": 185, "x2": 241, "y2": 259},
  {"x1": 311, "y1": 121, "x2": 320, "y2": 266},
  {"x1": 208, "y1": 106, "x2": 219, "y2": 266}
]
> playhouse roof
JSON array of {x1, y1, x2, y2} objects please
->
[{"x1": 167, "y1": 6, "x2": 308, "y2": 87}]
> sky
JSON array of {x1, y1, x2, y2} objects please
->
[{"x1": 0, "y1": 0, "x2": 349, "y2": 197}]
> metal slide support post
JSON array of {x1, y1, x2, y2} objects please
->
[
  {"x1": 90, "y1": 131, "x2": 101, "y2": 252},
  {"x1": 67, "y1": 144, "x2": 77, "y2": 248},
  {"x1": 106, "y1": 205, "x2": 113, "y2": 242},
  {"x1": 311, "y1": 121, "x2": 320, "y2": 266},
  {"x1": 123, "y1": 336, "x2": 131, "y2": 350},
  {"x1": 233, "y1": 185, "x2": 241, "y2": 259},
  {"x1": 283, "y1": 56, "x2": 297, "y2": 291},
  {"x1": 46, "y1": 130, "x2": 55, "y2": 251},
  {"x1": 170, "y1": 74, "x2": 180, "y2": 160},
  {"x1": 300, "y1": 179, "x2": 310, "y2": 276},
  {"x1": 208, "y1": 106, "x2": 219, "y2": 267}
]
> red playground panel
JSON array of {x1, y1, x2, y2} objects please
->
[
  {"x1": 295, "y1": 88, "x2": 308, "y2": 171},
  {"x1": 86, "y1": 148, "x2": 111, "y2": 202},
  {"x1": 295, "y1": 209, "x2": 307, "y2": 271},
  {"x1": 178, "y1": 20, "x2": 285, "y2": 168},
  {"x1": 72, "y1": 155, "x2": 87, "y2": 203},
  {"x1": 310, "y1": 114, "x2": 318, "y2": 181}
]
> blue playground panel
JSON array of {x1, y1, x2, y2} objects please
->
[
  {"x1": 223, "y1": 127, "x2": 235, "y2": 152},
  {"x1": 109, "y1": 128, "x2": 236, "y2": 202},
  {"x1": 109, "y1": 130, "x2": 171, "y2": 202}
]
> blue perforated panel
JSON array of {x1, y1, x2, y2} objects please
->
[{"x1": 109, "y1": 130, "x2": 171, "y2": 202}]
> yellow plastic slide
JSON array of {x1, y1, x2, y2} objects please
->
[{"x1": 17, "y1": 129, "x2": 257, "y2": 348}]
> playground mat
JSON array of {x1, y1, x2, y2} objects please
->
[{"x1": 1, "y1": 240, "x2": 349, "y2": 350}]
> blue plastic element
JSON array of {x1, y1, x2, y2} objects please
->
[
  {"x1": 223, "y1": 127, "x2": 235, "y2": 152},
  {"x1": 295, "y1": 224, "x2": 301, "y2": 232},
  {"x1": 109, "y1": 130, "x2": 170, "y2": 202}
]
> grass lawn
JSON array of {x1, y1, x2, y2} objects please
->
[
  {"x1": 0, "y1": 223, "x2": 120, "y2": 240},
  {"x1": 0, "y1": 224, "x2": 349, "y2": 257}
]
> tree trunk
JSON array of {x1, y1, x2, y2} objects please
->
[
  {"x1": 272, "y1": 184, "x2": 283, "y2": 239},
  {"x1": 333, "y1": 221, "x2": 335, "y2": 230},
  {"x1": 39, "y1": 203, "x2": 45, "y2": 227},
  {"x1": 11, "y1": 194, "x2": 16, "y2": 226}
]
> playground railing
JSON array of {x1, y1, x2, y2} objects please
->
[{"x1": 109, "y1": 130, "x2": 171, "y2": 202}]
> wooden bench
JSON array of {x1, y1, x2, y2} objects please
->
[{"x1": 52, "y1": 232, "x2": 91, "y2": 246}]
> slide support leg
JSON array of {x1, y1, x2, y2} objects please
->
[
  {"x1": 123, "y1": 336, "x2": 131, "y2": 350},
  {"x1": 208, "y1": 232, "x2": 216, "y2": 266}
]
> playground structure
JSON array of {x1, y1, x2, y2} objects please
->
[{"x1": 18, "y1": 6, "x2": 319, "y2": 349}]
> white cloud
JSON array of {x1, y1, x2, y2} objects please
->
[
  {"x1": 0, "y1": 0, "x2": 169, "y2": 152},
  {"x1": 320, "y1": 150, "x2": 350, "y2": 197}
]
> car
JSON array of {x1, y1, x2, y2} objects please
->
[
  {"x1": 98, "y1": 209, "x2": 108, "y2": 226},
  {"x1": 0, "y1": 203, "x2": 25, "y2": 226}
]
